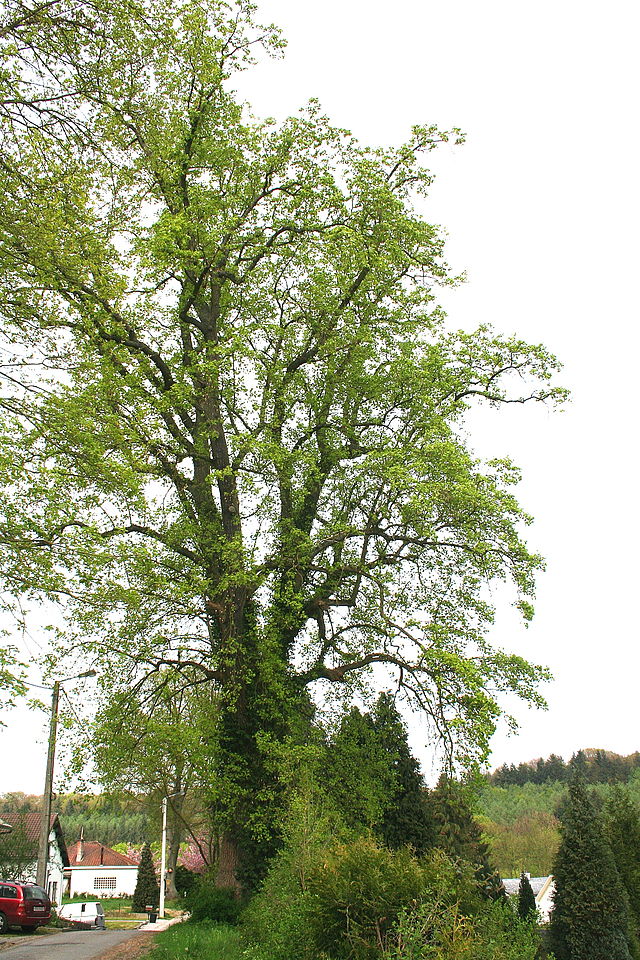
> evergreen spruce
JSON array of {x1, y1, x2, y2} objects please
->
[
  {"x1": 518, "y1": 871, "x2": 537, "y2": 921},
  {"x1": 370, "y1": 694, "x2": 436, "y2": 855},
  {"x1": 132, "y1": 842, "x2": 160, "y2": 912},
  {"x1": 428, "y1": 775, "x2": 504, "y2": 900},
  {"x1": 549, "y1": 777, "x2": 634, "y2": 960},
  {"x1": 604, "y1": 787, "x2": 640, "y2": 950},
  {"x1": 322, "y1": 706, "x2": 398, "y2": 832}
]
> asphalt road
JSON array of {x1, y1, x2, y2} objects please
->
[{"x1": 0, "y1": 929, "x2": 145, "y2": 960}]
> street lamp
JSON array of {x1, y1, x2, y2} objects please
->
[
  {"x1": 159, "y1": 791, "x2": 184, "y2": 919},
  {"x1": 36, "y1": 670, "x2": 97, "y2": 889}
]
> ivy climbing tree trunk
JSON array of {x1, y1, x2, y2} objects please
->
[{"x1": 0, "y1": 0, "x2": 566, "y2": 891}]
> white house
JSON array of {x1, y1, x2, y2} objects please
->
[
  {"x1": 65, "y1": 835, "x2": 139, "y2": 898},
  {"x1": 0, "y1": 812, "x2": 69, "y2": 907},
  {"x1": 503, "y1": 874, "x2": 556, "y2": 922}
]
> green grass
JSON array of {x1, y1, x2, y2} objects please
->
[{"x1": 148, "y1": 922, "x2": 245, "y2": 960}]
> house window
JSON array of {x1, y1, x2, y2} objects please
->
[{"x1": 93, "y1": 877, "x2": 117, "y2": 890}]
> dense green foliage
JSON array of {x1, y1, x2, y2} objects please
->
[
  {"x1": 479, "y1": 809, "x2": 560, "y2": 878},
  {"x1": 370, "y1": 695, "x2": 435, "y2": 855},
  {"x1": 381, "y1": 900, "x2": 541, "y2": 960},
  {"x1": 320, "y1": 695, "x2": 434, "y2": 853},
  {"x1": 132, "y1": 842, "x2": 160, "y2": 912},
  {"x1": 604, "y1": 788, "x2": 640, "y2": 946},
  {"x1": 0, "y1": 0, "x2": 564, "y2": 888},
  {"x1": 549, "y1": 778, "x2": 635, "y2": 960},
  {"x1": 242, "y1": 813, "x2": 534, "y2": 960},
  {"x1": 429, "y1": 777, "x2": 504, "y2": 900},
  {"x1": 185, "y1": 878, "x2": 242, "y2": 924},
  {"x1": 323, "y1": 706, "x2": 399, "y2": 833},
  {"x1": 149, "y1": 911, "x2": 541, "y2": 960},
  {"x1": 0, "y1": 791, "x2": 152, "y2": 846}
]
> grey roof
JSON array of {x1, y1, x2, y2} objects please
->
[{"x1": 502, "y1": 876, "x2": 551, "y2": 898}]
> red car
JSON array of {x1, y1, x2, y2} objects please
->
[{"x1": 0, "y1": 882, "x2": 51, "y2": 933}]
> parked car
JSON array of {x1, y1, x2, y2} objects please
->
[
  {"x1": 58, "y1": 901, "x2": 105, "y2": 927},
  {"x1": 0, "y1": 882, "x2": 51, "y2": 933}
]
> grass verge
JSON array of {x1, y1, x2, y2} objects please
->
[{"x1": 147, "y1": 922, "x2": 244, "y2": 960}]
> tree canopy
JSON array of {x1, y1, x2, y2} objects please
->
[{"x1": 0, "y1": 0, "x2": 565, "y2": 886}]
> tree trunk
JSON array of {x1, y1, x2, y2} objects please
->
[
  {"x1": 166, "y1": 828, "x2": 182, "y2": 900},
  {"x1": 215, "y1": 833, "x2": 241, "y2": 892}
]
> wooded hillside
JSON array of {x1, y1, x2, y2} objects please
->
[{"x1": 478, "y1": 751, "x2": 640, "y2": 877}]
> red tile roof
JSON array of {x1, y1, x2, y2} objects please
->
[
  {"x1": 67, "y1": 841, "x2": 138, "y2": 868},
  {"x1": 1, "y1": 813, "x2": 69, "y2": 866},
  {"x1": 1, "y1": 812, "x2": 57, "y2": 843}
]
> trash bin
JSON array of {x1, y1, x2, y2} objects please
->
[{"x1": 146, "y1": 905, "x2": 158, "y2": 924}]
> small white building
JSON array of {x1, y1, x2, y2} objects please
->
[
  {"x1": 65, "y1": 835, "x2": 139, "y2": 898},
  {"x1": 503, "y1": 874, "x2": 556, "y2": 922},
  {"x1": 0, "y1": 812, "x2": 69, "y2": 907}
]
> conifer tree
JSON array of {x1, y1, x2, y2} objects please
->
[
  {"x1": 322, "y1": 706, "x2": 398, "y2": 832},
  {"x1": 549, "y1": 778, "x2": 635, "y2": 960},
  {"x1": 518, "y1": 871, "x2": 537, "y2": 921},
  {"x1": 132, "y1": 843, "x2": 160, "y2": 912},
  {"x1": 370, "y1": 694, "x2": 435, "y2": 855},
  {"x1": 604, "y1": 787, "x2": 640, "y2": 947},
  {"x1": 428, "y1": 775, "x2": 504, "y2": 900}
]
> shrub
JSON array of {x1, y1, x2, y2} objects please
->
[
  {"x1": 185, "y1": 876, "x2": 241, "y2": 925},
  {"x1": 242, "y1": 787, "x2": 348, "y2": 960},
  {"x1": 305, "y1": 837, "x2": 429, "y2": 959},
  {"x1": 175, "y1": 864, "x2": 198, "y2": 897},
  {"x1": 383, "y1": 899, "x2": 542, "y2": 960},
  {"x1": 245, "y1": 836, "x2": 481, "y2": 960}
]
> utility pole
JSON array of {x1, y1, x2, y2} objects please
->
[
  {"x1": 159, "y1": 791, "x2": 184, "y2": 918},
  {"x1": 159, "y1": 796, "x2": 168, "y2": 919},
  {"x1": 36, "y1": 681, "x2": 59, "y2": 889},
  {"x1": 36, "y1": 670, "x2": 97, "y2": 891}
]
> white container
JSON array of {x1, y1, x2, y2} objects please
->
[{"x1": 58, "y1": 901, "x2": 105, "y2": 925}]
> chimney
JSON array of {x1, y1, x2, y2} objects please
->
[{"x1": 77, "y1": 827, "x2": 84, "y2": 863}]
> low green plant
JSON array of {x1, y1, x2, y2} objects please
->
[
  {"x1": 185, "y1": 877, "x2": 241, "y2": 924},
  {"x1": 383, "y1": 900, "x2": 544, "y2": 960},
  {"x1": 305, "y1": 837, "x2": 431, "y2": 959},
  {"x1": 174, "y1": 864, "x2": 198, "y2": 897},
  {"x1": 243, "y1": 831, "x2": 483, "y2": 960}
]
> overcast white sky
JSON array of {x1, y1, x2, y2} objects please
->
[{"x1": 1, "y1": 0, "x2": 639, "y2": 793}]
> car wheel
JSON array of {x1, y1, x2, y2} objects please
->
[
  {"x1": 21, "y1": 926, "x2": 36, "y2": 933},
  {"x1": 0, "y1": 913, "x2": 8, "y2": 934}
]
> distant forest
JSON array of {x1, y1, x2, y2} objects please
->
[
  {"x1": 487, "y1": 748, "x2": 640, "y2": 787},
  {"x1": 0, "y1": 792, "x2": 151, "y2": 846},
  {"x1": 478, "y1": 749, "x2": 640, "y2": 877}
]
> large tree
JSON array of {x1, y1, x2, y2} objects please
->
[{"x1": 0, "y1": 0, "x2": 564, "y2": 888}]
